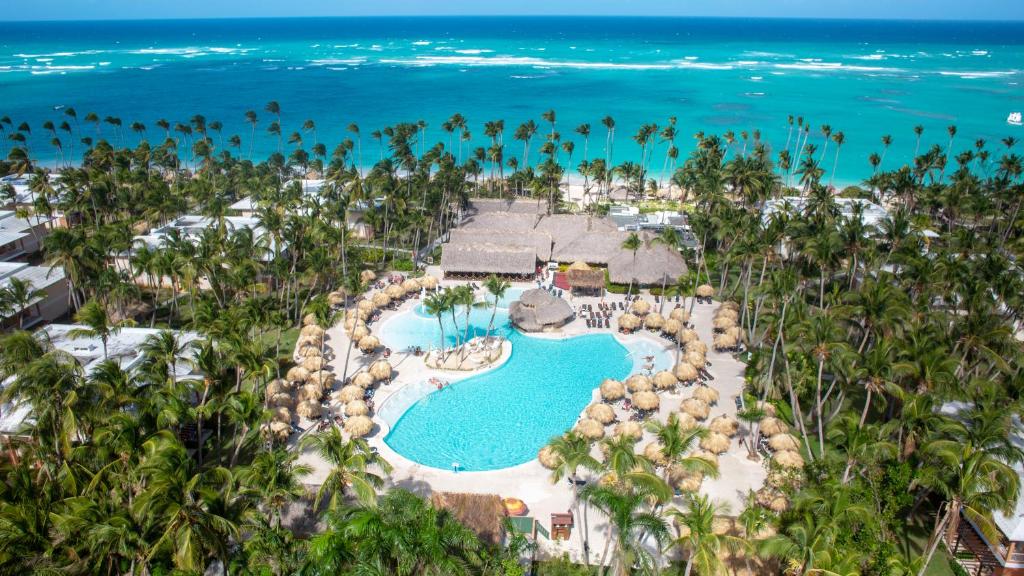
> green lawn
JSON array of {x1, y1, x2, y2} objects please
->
[{"x1": 895, "y1": 513, "x2": 957, "y2": 576}]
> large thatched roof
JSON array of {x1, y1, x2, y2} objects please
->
[
  {"x1": 441, "y1": 241, "x2": 536, "y2": 276},
  {"x1": 448, "y1": 228, "x2": 553, "y2": 261},
  {"x1": 567, "y1": 266, "x2": 605, "y2": 290},
  {"x1": 430, "y1": 492, "x2": 506, "y2": 546},
  {"x1": 468, "y1": 198, "x2": 548, "y2": 215},
  {"x1": 607, "y1": 241, "x2": 687, "y2": 285},
  {"x1": 509, "y1": 289, "x2": 574, "y2": 332}
]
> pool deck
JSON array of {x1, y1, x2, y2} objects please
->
[{"x1": 295, "y1": 274, "x2": 767, "y2": 565}]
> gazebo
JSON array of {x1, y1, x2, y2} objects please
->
[{"x1": 566, "y1": 261, "x2": 605, "y2": 296}]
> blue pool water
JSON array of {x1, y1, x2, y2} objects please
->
[{"x1": 379, "y1": 293, "x2": 673, "y2": 470}]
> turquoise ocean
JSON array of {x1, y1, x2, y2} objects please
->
[{"x1": 1, "y1": 17, "x2": 1023, "y2": 184}]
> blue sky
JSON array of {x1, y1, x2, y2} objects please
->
[{"x1": 7, "y1": 0, "x2": 1024, "y2": 21}]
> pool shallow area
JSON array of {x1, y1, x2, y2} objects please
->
[{"x1": 378, "y1": 294, "x2": 673, "y2": 471}]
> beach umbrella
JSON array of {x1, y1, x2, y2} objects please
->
[
  {"x1": 352, "y1": 372, "x2": 375, "y2": 388},
  {"x1": 674, "y1": 362, "x2": 698, "y2": 382},
  {"x1": 679, "y1": 328, "x2": 699, "y2": 343},
  {"x1": 270, "y1": 406, "x2": 291, "y2": 423},
  {"x1": 297, "y1": 345, "x2": 323, "y2": 359},
  {"x1": 769, "y1": 434, "x2": 801, "y2": 452},
  {"x1": 269, "y1": 392, "x2": 293, "y2": 408},
  {"x1": 712, "y1": 317, "x2": 736, "y2": 330},
  {"x1": 369, "y1": 360, "x2": 393, "y2": 381},
  {"x1": 421, "y1": 275, "x2": 439, "y2": 290},
  {"x1": 700, "y1": 431, "x2": 731, "y2": 454},
  {"x1": 345, "y1": 400, "x2": 370, "y2": 417},
  {"x1": 575, "y1": 418, "x2": 605, "y2": 440},
  {"x1": 371, "y1": 292, "x2": 391, "y2": 308},
  {"x1": 643, "y1": 312, "x2": 665, "y2": 330},
  {"x1": 302, "y1": 313, "x2": 318, "y2": 326},
  {"x1": 401, "y1": 278, "x2": 420, "y2": 292},
  {"x1": 384, "y1": 284, "x2": 406, "y2": 299},
  {"x1": 669, "y1": 465, "x2": 703, "y2": 492},
  {"x1": 613, "y1": 420, "x2": 644, "y2": 441},
  {"x1": 356, "y1": 299, "x2": 376, "y2": 313},
  {"x1": 643, "y1": 442, "x2": 668, "y2": 466},
  {"x1": 300, "y1": 325, "x2": 325, "y2": 339},
  {"x1": 328, "y1": 291, "x2": 346, "y2": 307},
  {"x1": 617, "y1": 313, "x2": 641, "y2": 331},
  {"x1": 296, "y1": 400, "x2": 321, "y2": 419},
  {"x1": 345, "y1": 415, "x2": 374, "y2": 437},
  {"x1": 343, "y1": 314, "x2": 364, "y2": 330},
  {"x1": 725, "y1": 326, "x2": 745, "y2": 341},
  {"x1": 685, "y1": 340, "x2": 708, "y2": 355},
  {"x1": 680, "y1": 398, "x2": 710, "y2": 420},
  {"x1": 669, "y1": 308, "x2": 690, "y2": 323},
  {"x1": 296, "y1": 335, "x2": 322, "y2": 349},
  {"x1": 297, "y1": 384, "x2": 322, "y2": 403},
  {"x1": 708, "y1": 415, "x2": 739, "y2": 437},
  {"x1": 600, "y1": 379, "x2": 626, "y2": 401},
  {"x1": 652, "y1": 370, "x2": 678, "y2": 390},
  {"x1": 302, "y1": 356, "x2": 326, "y2": 372},
  {"x1": 538, "y1": 445, "x2": 562, "y2": 470},
  {"x1": 756, "y1": 401, "x2": 777, "y2": 417},
  {"x1": 661, "y1": 318, "x2": 682, "y2": 337},
  {"x1": 308, "y1": 370, "x2": 335, "y2": 388},
  {"x1": 350, "y1": 325, "x2": 370, "y2": 342},
  {"x1": 586, "y1": 403, "x2": 616, "y2": 425},
  {"x1": 712, "y1": 517, "x2": 735, "y2": 536},
  {"x1": 358, "y1": 335, "x2": 380, "y2": 353},
  {"x1": 286, "y1": 366, "x2": 310, "y2": 383},
  {"x1": 333, "y1": 385, "x2": 365, "y2": 404},
  {"x1": 696, "y1": 284, "x2": 714, "y2": 298},
  {"x1": 692, "y1": 385, "x2": 719, "y2": 405},
  {"x1": 769, "y1": 494, "x2": 790, "y2": 512},
  {"x1": 625, "y1": 374, "x2": 653, "y2": 393},
  {"x1": 261, "y1": 421, "x2": 292, "y2": 442},
  {"x1": 714, "y1": 308, "x2": 739, "y2": 322},
  {"x1": 632, "y1": 390, "x2": 660, "y2": 411},
  {"x1": 691, "y1": 448, "x2": 719, "y2": 467},
  {"x1": 773, "y1": 450, "x2": 805, "y2": 469},
  {"x1": 713, "y1": 334, "x2": 736, "y2": 351},
  {"x1": 630, "y1": 300, "x2": 651, "y2": 316},
  {"x1": 266, "y1": 379, "x2": 287, "y2": 397},
  {"x1": 759, "y1": 417, "x2": 789, "y2": 436},
  {"x1": 685, "y1": 351, "x2": 706, "y2": 368},
  {"x1": 675, "y1": 412, "x2": 699, "y2": 431},
  {"x1": 720, "y1": 301, "x2": 740, "y2": 311},
  {"x1": 360, "y1": 270, "x2": 377, "y2": 283}
]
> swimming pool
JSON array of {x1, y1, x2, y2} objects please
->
[{"x1": 378, "y1": 292, "x2": 674, "y2": 471}]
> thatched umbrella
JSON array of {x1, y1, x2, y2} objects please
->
[
  {"x1": 297, "y1": 384, "x2": 322, "y2": 403},
  {"x1": 696, "y1": 284, "x2": 714, "y2": 298},
  {"x1": 345, "y1": 415, "x2": 374, "y2": 437},
  {"x1": 679, "y1": 328, "x2": 699, "y2": 343},
  {"x1": 692, "y1": 448, "x2": 719, "y2": 467},
  {"x1": 760, "y1": 417, "x2": 790, "y2": 436},
  {"x1": 653, "y1": 370, "x2": 678, "y2": 390},
  {"x1": 713, "y1": 334, "x2": 737, "y2": 351},
  {"x1": 308, "y1": 370, "x2": 335, "y2": 388},
  {"x1": 685, "y1": 351, "x2": 707, "y2": 368},
  {"x1": 643, "y1": 442, "x2": 668, "y2": 466},
  {"x1": 370, "y1": 292, "x2": 391, "y2": 308},
  {"x1": 296, "y1": 335, "x2": 322, "y2": 349},
  {"x1": 712, "y1": 317, "x2": 736, "y2": 331},
  {"x1": 269, "y1": 393, "x2": 293, "y2": 408},
  {"x1": 692, "y1": 385, "x2": 719, "y2": 405},
  {"x1": 600, "y1": 379, "x2": 626, "y2": 401},
  {"x1": 350, "y1": 325, "x2": 370, "y2": 342},
  {"x1": 674, "y1": 362, "x2": 698, "y2": 382},
  {"x1": 260, "y1": 421, "x2": 291, "y2": 442},
  {"x1": 286, "y1": 366, "x2": 310, "y2": 383},
  {"x1": 769, "y1": 494, "x2": 790, "y2": 512},
  {"x1": 334, "y1": 385, "x2": 365, "y2": 404},
  {"x1": 725, "y1": 326, "x2": 745, "y2": 341},
  {"x1": 712, "y1": 517, "x2": 735, "y2": 536},
  {"x1": 352, "y1": 372, "x2": 375, "y2": 389},
  {"x1": 632, "y1": 390, "x2": 660, "y2": 411},
  {"x1": 384, "y1": 284, "x2": 406, "y2": 300},
  {"x1": 680, "y1": 398, "x2": 710, "y2": 420},
  {"x1": 538, "y1": 445, "x2": 561, "y2": 469},
  {"x1": 575, "y1": 418, "x2": 605, "y2": 440},
  {"x1": 773, "y1": 450, "x2": 805, "y2": 469},
  {"x1": 302, "y1": 313, "x2": 318, "y2": 326},
  {"x1": 345, "y1": 400, "x2": 370, "y2": 417},
  {"x1": 358, "y1": 335, "x2": 380, "y2": 353},
  {"x1": 613, "y1": 420, "x2": 644, "y2": 441},
  {"x1": 720, "y1": 301, "x2": 740, "y2": 311},
  {"x1": 669, "y1": 308, "x2": 690, "y2": 323},
  {"x1": 685, "y1": 340, "x2": 708, "y2": 355},
  {"x1": 421, "y1": 275, "x2": 439, "y2": 290},
  {"x1": 709, "y1": 415, "x2": 739, "y2": 437},
  {"x1": 301, "y1": 356, "x2": 324, "y2": 372},
  {"x1": 369, "y1": 360, "x2": 393, "y2": 381},
  {"x1": 586, "y1": 403, "x2": 616, "y2": 425},
  {"x1": 297, "y1": 345, "x2": 323, "y2": 359},
  {"x1": 675, "y1": 412, "x2": 698, "y2": 431},
  {"x1": 357, "y1": 299, "x2": 376, "y2": 313},
  {"x1": 271, "y1": 406, "x2": 291, "y2": 423},
  {"x1": 360, "y1": 270, "x2": 377, "y2": 283},
  {"x1": 344, "y1": 314, "x2": 364, "y2": 331},
  {"x1": 700, "y1": 431, "x2": 731, "y2": 454},
  {"x1": 669, "y1": 465, "x2": 703, "y2": 492},
  {"x1": 300, "y1": 325, "x2": 325, "y2": 339},
  {"x1": 769, "y1": 434, "x2": 801, "y2": 452},
  {"x1": 328, "y1": 291, "x2": 346, "y2": 307},
  {"x1": 401, "y1": 278, "x2": 420, "y2": 292},
  {"x1": 266, "y1": 379, "x2": 287, "y2": 397},
  {"x1": 617, "y1": 313, "x2": 641, "y2": 331},
  {"x1": 715, "y1": 308, "x2": 739, "y2": 322},
  {"x1": 630, "y1": 299, "x2": 651, "y2": 316},
  {"x1": 644, "y1": 312, "x2": 665, "y2": 330},
  {"x1": 296, "y1": 400, "x2": 322, "y2": 419},
  {"x1": 757, "y1": 401, "x2": 777, "y2": 417},
  {"x1": 661, "y1": 318, "x2": 682, "y2": 338},
  {"x1": 625, "y1": 374, "x2": 653, "y2": 393}
]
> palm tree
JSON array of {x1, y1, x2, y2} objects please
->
[
  {"x1": 580, "y1": 481, "x2": 670, "y2": 576},
  {"x1": 481, "y1": 274, "x2": 510, "y2": 341},
  {"x1": 652, "y1": 227, "x2": 682, "y2": 313},
  {"x1": 423, "y1": 291, "x2": 450, "y2": 359},
  {"x1": 667, "y1": 494, "x2": 733, "y2": 576},
  {"x1": 1, "y1": 277, "x2": 45, "y2": 329},
  {"x1": 239, "y1": 448, "x2": 311, "y2": 527},
  {"x1": 545, "y1": 432, "x2": 601, "y2": 563},
  {"x1": 621, "y1": 232, "x2": 642, "y2": 297},
  {"x1": 68, "y1": 299, "x2": 128, "y2": 359},
  {"x1": 301, "y1": 426, "x2": 392, "y2": 509}
]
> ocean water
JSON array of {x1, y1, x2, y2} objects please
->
[{"x1": 2, "y1": 17, "x2": 1023, "y2": 184}]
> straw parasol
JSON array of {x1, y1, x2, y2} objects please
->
[
  {"x1": 617, "y1": 313, "x2": 641, "y2": 331},
  {"x1": 575, "y1": 418, "x2": 605, "y2": 440},
  {"x1": 270, "y1": 406, "x2": 291, "y2": 423},
  {"x1": 630, "y1": 299, "x2": 651, "y2": 316},
  {"x1": 680, "y1": 398, "x2": 710, "y2": 420},
  {"x1": 296, "y1": 400, "x2": 321, "y2": 419},
  {"x1": 538, "y1": 445, "x2": 561, "y2": 469},
  {"x1": 302, "y1": 313, "x2": 318, "y2": 326},
  {"x1": 345, "y1": 400, "x2": 370, "y2": 417},
  {"x1": 308, "y1": 370, "x2": 335, "y2": 388},
  {"x1": 357, "y1": 299, "x2": 376, "y2": 313},
  {"x1": 301, "y1": 356, "x2": 324, "y2": 372},
  {"x1": 286, "y1": 366, "x2": 310, "y2": 383},
  {"x1": 300, "y1": 324, "x2": 325, "y2": 339},
  {"x1": 708, "y1": 415, "x2": 739, "y2": 437},
  {"x1": 626, "y1": 374, "x2": 653, "y2": 393},
  {"x1": 632, "y1": 390, "x2": 660, "y2": 411},
  {"x1": 712, "y1": 517, "x2": 735, "y2": 536},
  {"x1": 614, "y1": 420, "x2": 644, "y2": 441},
  {"x1": 345, "y1": 415, "x2": 374, "y2": 437},
  {"x1": 600, "y1": 379, "x2": 626, "y2": 401},
  {"x1": 643, "y1": 442, "x2": 668, "y2": 466},
  {"x1": 712, "y1": 316, "x2": 736, "y2": 330},
  {"x1": 685, "y1": 340, "x2": 708, "y2": 355},
  {"x1": 692, "y1": 385, "x2": 720, "y2": 405},
  {"x1": 757, "y1": 401, "x2": 777, "y2": 417},
  {"x1": 725, "y1": 326, "x2": 745, "y2": 341},
  {"x1": 586, "y1": 403, "x2": 616, "y2": 425},
  {"x1": 371, "y1": 292, "x2": 391, "y2": 308},
  {"x1": 692, "y1": 448, "x2": 719, "y2": 467},
  {"x1": 644, "y1": 312, "x2": 665, "y2": 330},
  {"x1": 769, "y1": 494, "x2": 790, "y2": 512},
  {"x1": 669, "y1": 465, "x2": 704, "y2": 492},
  {"x1": 662, "y1": 318, "x2": 682, "y2": 337},
  {"x1": 685, "y1": 351, "x2": 707, "y2": 368},
  {"x1": 773, "y1": 450, "x2": 805, "y2": 469},
  {"x1": 384, "y1": 284, "x2": 406, "y2": 300},
  {"x1": 269, "y1": 393, "x2": 293, "y2": 408},
  {"x1": 369, "y1": 359, "x2": 393, "y2": 381},
  {"x1": 675, "y1": 412, "x2": 698, "y2": 431},
  {"x1": 720, "y1": 301, "x2": 740, "y2": 311},
  {"x1": 420, "y1": 275, "x2": 439, "y2": 290},
  {"x1": 700, "y1": 431, "x2": 731, "y2": 454},
  {"x1": 674, "y1": 362, "x2": 699, "y2": 382},
  {"x1": 350, "y1": 325, "x2": 370, "y2": 342},
  {"x1": 669, "y1": 308, "x2": 690, "y2": 322},
  {"x1": 328, "y1": 291, "x2": 346, "y2": 307},
  {"x1": 344, "y1": 314, "x2": 364, "y2": 331},
  {"x1": 401, "y1": 278, "x2": 420, "y2": 292},
  {"x1": 696, "y1": 284, "x2": 714, "y2": 298},
  {"x1": 296, "y1": 335, "x2": 322, "y2": 349},
  {"x1": 360, "y1": 269, "x2": 377, "y2": 283},
  {"x1": 714, "y1": 334, "x2": 737, "y2": 351},
  {"x1": 769, "y1": 433, "x2": 800, "y2": 452},
  {"x1": 760, "y1": 416, "x2": 790, "y2": 436},
  {"x1": 297, "y1": 345, "x2": 323, "y2": 358},
  {"x1": 653, "y1": 370, "x2": 678, "y2": 390},
  {"x1": 266, "y1": 379, "x2": 287, "y2": 397},
  {"x1": 297, "y1": 384, "x2": 323, "y2": 403},
  {"x1": 358, "y1": 335, "x2": 380, "y2": 353},
  {"x1": 352, "y1": 372, "x2": 375, "y2": 389},
  {"x1": 715, "y1": 308, "x2": 739, "y2": 322},
  {"x1": 679, "y1": 328, "x2": 699, "y2": 343},
  {"x1": 334, "y1": 385, "x2": 365, "y2": 403}
]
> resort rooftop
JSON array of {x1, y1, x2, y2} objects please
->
[
  {"x1": 0, "y1": 261, "x2": 66, "y2": 326},
  {"x1": 762, "y1": 196, "x2": 890, "y2": 229},
  {"x1": 128, "y1": 214, "x2": 280, "y2": 259},
  {"x1": 607, "y1": 205, "x2": 695, "y2": 241}
]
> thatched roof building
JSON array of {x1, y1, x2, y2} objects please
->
[
  {"x1": 566, "y1": 261, "x2": 605, "y2": 293},
  {"x1": 430, "y1": 492, "x2": 506, "y2": 546},
  {"x1": 508, "y1": 289, "x2": 574, "y2": 332},
  {"x1": 440, "y1": 242, "x2": 536, "y2": 278},
  {"x1": 607, "y1": 242, "x2": 687, "y2": 285}
]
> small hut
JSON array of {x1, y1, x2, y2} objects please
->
[
  {"x1": 431, "y1": 492, "x2": 507, "y2": 546},
  {"x1": 566, "y1": 261, "x2": 605, "y2": 296},
  {"x1": 508, "y1": 289, "x2": 574, "y2": 332}
]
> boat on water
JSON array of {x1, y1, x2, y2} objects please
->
[{"x1": 1009, "y1": 112, "x2": 1023, "y2": 126}]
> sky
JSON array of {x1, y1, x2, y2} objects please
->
[{"x1": 6, "y1": 0, "x2": 1024, "y2": 21}]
